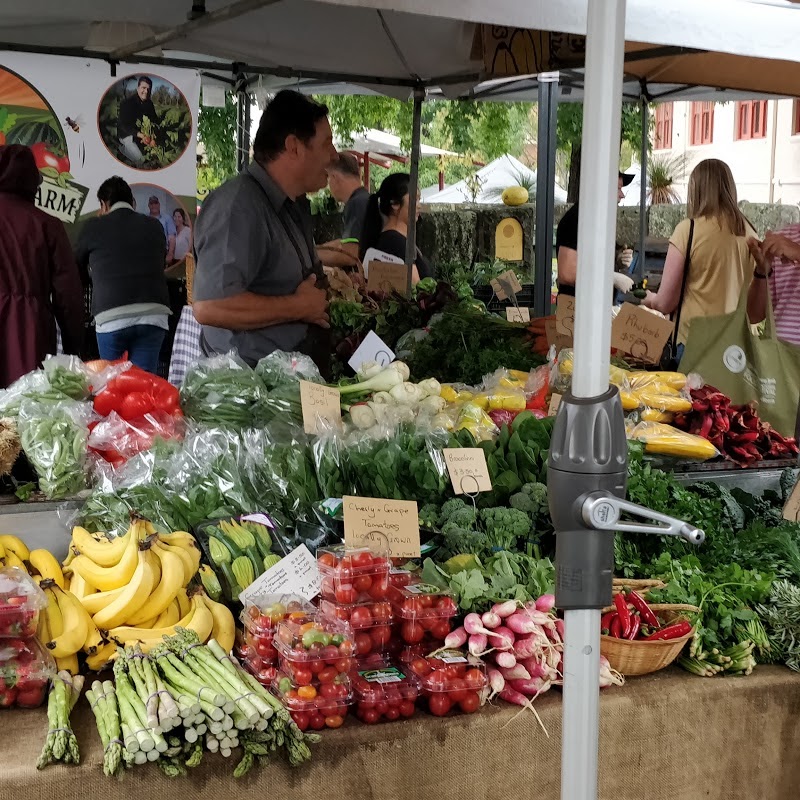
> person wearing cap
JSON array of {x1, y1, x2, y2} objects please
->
[
  {"x1": 192, "y1": 90, "x2": 337, "y2": 372},
  {"x1": 147, "y1": 195, "x2": 176, "y2": 263},
  {"x1": 0, "y1": 144, "x2": 84, "y2": 387},
  {"x1": 556, "y1": 170, "x2": 635, "y2": 298}
]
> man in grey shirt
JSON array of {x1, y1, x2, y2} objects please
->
[{"x1": 192, "y1": 91, "x2": 335, "y2": 370}]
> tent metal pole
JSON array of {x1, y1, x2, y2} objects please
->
[
  {"x1": 534, "y1": 75, "x2": 559, "y2": 316},
  {"x1": 405, "y1": 88, "x2": 424, "y2": 296},
  {"x1": 637, "y1": 90, "x2": 649, "y2": 281},
  {"x1": 235, "y1": 74, "x2": 250, "y2": 173}
]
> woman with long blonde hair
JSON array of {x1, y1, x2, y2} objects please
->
[{"x1": 644, "y1": 158, "x2": 755, "y2": 351}]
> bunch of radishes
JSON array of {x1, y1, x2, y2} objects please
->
[{"x1": 445, "y1": 595, "x2": 623, "y2": 709}]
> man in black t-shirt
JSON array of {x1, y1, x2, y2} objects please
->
[
  {"x1": 117, "y1": 77, "x2": 160, "y2": 166},
  {"x1": 556, "y1": 170, "x2": 635, "y2": 297}
]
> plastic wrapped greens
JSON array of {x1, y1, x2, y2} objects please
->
[
  {"x1": 0, "y1": 371, "x2": 52, "y2": 417},
  {"x1": 179, "y1": 352, "x2": 268, "y2": 429},
  {"x1": 17, "y1": 399, "x2": 92, "y2": 499},
  {"x1": 255, "y1": 350, "x2": 323, "y2": 425},
  {"x1": 42, "y1": 355, "x2": 90, "y2": 401}
]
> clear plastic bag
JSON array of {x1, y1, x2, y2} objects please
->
[
  {"x1": 17, "y1": 398, "x2": 92, "y2": 499},
  {"x1": 255, "y1": 350, "x2": 322, "y2": 389},
  {"x1": 626, "y1": 420, "x2": 719, "y2": 461},
  {"x1": 42, "y1": 355, "x2": 90, "y2": 400},
  {"x1": 88, "y1": 410, "x2": 185, "y2": 464},
  {"x1": 0, "y1": 370, "x2": 51, "y2": 417},
  {"x1": 180, "y1": 352, "x2": 267, "y2": 429}
]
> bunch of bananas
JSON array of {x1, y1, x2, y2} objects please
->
[{"x1": 55, "y1": 519, "x2": 235, "y2": 668}]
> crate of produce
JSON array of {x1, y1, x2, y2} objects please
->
[
  {"x1": 408, "y1": 649, "x2": 487, "y2": 716},
  {"x1": 317, "y1": 545, "x2": 391, "y2": 604},
  {"x1": 600, "y1": 595, "x2": 698, "y2": 676},
  {"x1": 0, "y1": 636, "x2": 53, "y2": 709},
  {"x1": 271, "y1": 670, "x2": 351, "y2": 731},
  {"x1": 274, "y1": 614, "x2": 355, "y2": 686},
  {"x1": 388, "y1": 579, "x2": 458, "y2": 646},
  {"x1": 351, "y1": 658, "x2": 420, "y2": 724},
  {"x1": 0, "y1": 566, "x2": 47, "y2": 639},
  {"x1": 239, "y1": 595, "x2": 316, "y2": 685}
]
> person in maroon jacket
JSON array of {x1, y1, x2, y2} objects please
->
[{"x1": 0, "y1": 144, "x2": 84, "y2": 388}]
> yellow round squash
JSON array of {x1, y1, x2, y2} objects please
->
[{"x1": 501, "y1": 186, "x2": 529, "y2": 206}]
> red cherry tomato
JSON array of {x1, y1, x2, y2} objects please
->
[
  {"x1": 353, "y1": 575, "x2": 373, "y2": 593},
  {"x1": 349, "y1": 606, "x2": 373, "y2": 628},
  {"x1": 374, "y1": 700, "x2": 388, "y2": 716},
  {"x1": 459, "y1": 692, "x2": 480, "y2": 714},
  {"x1": 448, "y1": 678, "x2": 468, "y2": 703},
  {"x1": 464, "y1": 668, "x2": 485, "y2": 690},
  {"x1": 351, "y1": 551, "x2": 375, "y2": 569},
  {"x1": 368, "y1": 575, "x2": 390, "y2": 600},
  {"x1": 409, "y1": 657, "x2": 431, "y2": 677},
  {"x1": 318, "y1": 553, "x2": 336, "y2": 569},
  {"x1": 291, "y1": 711, "x2": 310, "y2": 731},
  {"x1": 437, "y1": 597, "x2": 458, "y2": 616},
  {"x1": 255, "y1": 641, "x2": 277, "y2": 660},
  {"x1": 370, "y1": 625, "x2": 392, "y2": 648},
  {"x1": 428, "y1": 693, "x2": 452, "y2": 717},
  {"x1": 292, "y1": 666, "x2": 313, "y2": 687},
  {"x1": 372, "y1": 602, "x2": 392, "y2": 622},
  {"x1": 317, "y1": 666, "x2": 338, "y2": 684},
  {"x1": 360, "y1": 708, "x2": 380, "y2": 724},
  {"x1": 431, "y1": 620, "x2": 452, "y2": 640},
  {"x1": 399, "y1": 700, "x2": 416, "y2": 718},
  {"x1": 384, "y1": 707, "x2": 400, "y2": 721},
  {"x1": 335, "y1": 585, "x2": 357, "y2": 604},
  {"x1": 401, "y1": 621, "x2": 425, "y2": 644},
  {"x1": 309, "y1": 713, "x2": 326, "y2": 731},
  {"x1": 335, "y1": 657, "x2": 354, "y2": 673},
  {"x1": 355, "y1": 632, "x2": 373, "y2": 656}
]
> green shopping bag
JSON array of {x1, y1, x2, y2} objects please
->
[{"x1": 679, "y1": 286, "x2": 800, "y2": 437}]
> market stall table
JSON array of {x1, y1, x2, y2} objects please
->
[{"x1": 5, "y1": 666, "x2": 800, "y2": 799}]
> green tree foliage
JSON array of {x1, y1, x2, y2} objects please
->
[{"x1": 197, "y1": 92, "x2": 238, "y2": 195}]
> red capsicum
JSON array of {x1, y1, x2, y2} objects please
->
[
  {"x1": 643, "y1": 620, "x2": 692, "y2": 641},
  {"x1": 626, "y1": 590, "x2": 659, "y2": 628},
  {"x1": 613, "y1": 592, "x2": 632, "y2": 638}
]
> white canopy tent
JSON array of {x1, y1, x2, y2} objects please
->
[{"x1": 422, "y1": 154, "x2": 568, "y2": 204}]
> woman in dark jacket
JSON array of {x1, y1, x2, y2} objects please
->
[
  {"x1": 358, "y1": 172, "x2": 433, "y2": 285},
  {"x1": 0, "y1": 144, "x2": 84, "y2": 388}
]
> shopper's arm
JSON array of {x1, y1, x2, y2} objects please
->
[
  {"x1": 557, "y1": 246, "x2": 578, "y2": 288},
  {"x1": 642, "y1": 243, "x2": 685, "y2": 314},
  {"x1": 747, "y1": 237, "x2": 769, "y2": 325}
]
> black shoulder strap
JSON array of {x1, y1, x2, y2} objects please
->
[{"x1": 671, "y1": 218, "x2": 695, "y2": 338}]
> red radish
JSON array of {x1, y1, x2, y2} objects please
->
[
  {"x1": 519, "y1": 658, "x2": 548, "y2": 680},
  {"x1": 599, "y1": 655, "x2": 625, "y2": 688},
  {"x1": 468, "y1": 633, "x2": 488, "y2": 656},
  {"x1": 499, "y1": 664, "x2": 531, "y2": 681},
  {"x1": 444, "y1": 626, "x2": 468, "y2": 649},
  {"x1": 481, "y1": 610, "x2": 501, "y2": 629},
  {"x1": 464, "y1": 612, "x2": 506, "y2": 640},
  {"x1": 494, "y1": 651, "x2": 517, "y2": 669},
  {"x1": 535, "y1": 594, "x2": 556, "y2": 613},
  {"x1": 507, "y1": 610, "x2": 550, "y2": 635},
  {"x1": 491, "y1": 625, "x2": 515, "y2": 650},
  {"x1": 512, "y1": 634, "x2": 540, "y2": 660},
  {"x1": 487, "y1": 668, "x2": 505, "y2": 700},
  {"x1": 509, "y1": 677, "x2": 551, "y2": 698},
  {"x1": 555, "y1": 618, "x2": 565, "y2": 640},
  {"x1": 491, "y1": 600, "x2": 518, "y2": 619}
]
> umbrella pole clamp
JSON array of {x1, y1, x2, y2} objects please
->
[{"x1": 548, "y1": 387, "x2": 704, "y2": 800}]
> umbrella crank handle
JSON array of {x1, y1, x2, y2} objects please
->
[{"x1": 580, "y1": 491, "x2": 705, "y2": 546}]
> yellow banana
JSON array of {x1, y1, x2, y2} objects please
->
[
  {"x1": 37, "y1": 600, "x2": 51, "y2": 643},
  {"x1": 80, "y1": 586, "x2": 125, "y2": 616},
  {"x1": 70, "y1": 525, "x2": 132, "y2": 567},
  {"x1": 0, "y1": 538, "x2": 5, "y2": 561},
  {"x1": 0, "y1": 534, "x2": 30, "y2": 562},
  {"x1": 86, "y1": 641, "x2": 117, "y2": 672},
  {"x1": 113, "y1": 594, "x2": 213, "y2": 650},
  {"x1": 71, "y1": 520, "x2": 143, "y2": 591},
  {"x1": 92, "y1": 547, "x2": 156, "y2": 630},
  {"x1": 46, "y1": 587, "x2": 89, "y2": 658},
  {"x1": 67, "y1": 569, "x2": 93, "y2": 601},
  {"x1": 126, "y1": 542, "x2": 185, "y2": 625},
  {"x1": 202, "y1": 593, "x2": 236, "y2": 654},
  {"x1": 158, "y1": 540, "x2": 199, "y2": 584},
  {"x1": 175, "y1": 588, "x2": 190, "y2": 618},
  {"x1": 28, "y1": 549, "x2": 65, "y2": 588},
  {"x1": 158, "y1": 530, "x2": 197, "y2": 549},
  {"x1": 3, "y1": 551, "x2": 27, "y2": 572},
  {"x1": 82, "y1": 616, "x2": 105, "y2": 655},
  {"x1": 56, "y1": 653, "x2": 80, "y2": 675},
  {"x1": 153, "y1": 599, "x2": 180, "y2": 628},
  {"x1": 43, "y1": 586, "x2": 64, "y2": 640},
  {"x1": 143, "y1": 521, "x2": 158, "y2": 536},
  {"x1": 109, "y1": 600, "x2": 197, "y2": 644}
]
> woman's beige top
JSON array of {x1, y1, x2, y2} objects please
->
[{"x1": 670, "y1": 215, "x2": 756, "y2": 344}]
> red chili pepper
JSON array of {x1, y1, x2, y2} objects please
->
[
  {"x1": 610, "y1": 616, "x2": 623, "y2": 639},
  {"x1": 600, "y1": 612, "x2": 615, "y2": 635},
  {"x1": 626, "y1": 591, "x2": 659, "y2": 628},
  {"x1": 626, "y1": 616, "x2": 641, "y2": 640},
  {"x1": 643, "y1": 620, "x2": 692, "y2": 641},
  {"x1": 613, "y1": 592, "x2": 631, "y2": 638}
]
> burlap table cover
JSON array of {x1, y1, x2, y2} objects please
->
[{"x1": 4, "y1": 666, "x2": 799, "y2": 799}]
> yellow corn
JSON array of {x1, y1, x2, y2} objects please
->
[
  {"x1": 628, "y1": 371, "x2": 687, "y2": 391},
  {"x1": 636, "y1": 391, "x2": 692, "y2": 413},
  {"x1": 641, "y1": 408, "x2": 675, "y2": 424},
  {"x1": 620, "y1": 391, "x2": 641, "y2": 411},
  {"x1": 629, "y1": 422, "x2": 717, "y2": 461}
]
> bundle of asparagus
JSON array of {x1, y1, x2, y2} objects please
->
[{"x1": 37, "y1": 670, "x2": 84, "y2": 769}]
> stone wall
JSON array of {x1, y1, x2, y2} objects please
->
[{"x1": 312, "y1": 201, "x2": 800, "y2": 266}]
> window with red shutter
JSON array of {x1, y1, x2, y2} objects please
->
[
  {"x1": 690, "y1": 102, "x2": 715, "y2": 145},
  {"x1": 735, "y1": 101, "x2": 768, "y2": 140},
  {"x1": 654, "y1": 103, "x2": 673, "y2": 150}
]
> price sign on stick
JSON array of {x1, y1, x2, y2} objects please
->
[
  {"x1": 491, "y1": 270, "x2": 523, "y2": 301},
  {"x1": 548, "y1": 393, "x2": 562, "y2": 417},
  {"x1": 556, "y1": 294, "x2": 575, "y2": 336},
  {"x1": 348, "y1": 330, "x2": 395, "y2": 373},
  {"x1": 367, "y1": 261, "x2": 411, "y2": 296},
  {"x1": 343, "y1": 496, "x2": 420, "y2": 558},
  {"x1": 238, "y1": 544, "x2": 321, "y2": 604},
  {"x1": 299, "y1": 380, "x2": 342, "y2": 435},
  {"x1": 611, "y1": 303, "x2": 674, "y2": 364},
  {"x1": 443, "y1": 448, "x2": 492, "y2": 494},
  {"x1": 506, "y1": 306, "x2": 531, "y2": 323},
  {"x1": 545, "y1": 318, "x2": 573, "y2": 351}
]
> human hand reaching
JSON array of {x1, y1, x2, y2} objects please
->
[
  {"x1": 295, "y1": 274, "x2": 330, "y2": 328},
  {"x1": 612, "y1": 272, "x2": 634, "y2": 293}
]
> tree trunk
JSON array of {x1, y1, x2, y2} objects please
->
[{"x1": 567, "y1": 143, "x2": 582, "y2": 204}]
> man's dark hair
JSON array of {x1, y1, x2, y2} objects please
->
[
  {"x1": 137, "y1": 76, "x2": 153, "y2": 89},
  {"x1": 252, "y1": 90, "x2": 329, "y2": 163},
  {"x1": 97, "y1": 176, "x2": 133, "y2": 207},
  {"x1": 329, "y1": 152, "x2": 360, "y2": 179}
]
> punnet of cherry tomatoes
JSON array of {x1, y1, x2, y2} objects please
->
[
  {"x1": 388, "y1": 579, "x2": 458, "y2": 647},
  {"x1": 408, "y1": 650, "x2": 488, "y2": 716},
  {"x1": 317, "y1": 545, "x2": 392, "y2": 604},
  {"x1": 239, "y1": 595, "x2": 316, "y2": 687},
  {"x1": 272, "y1": 671, "x2": 351, "y2": 731},
  {"x1": 318, "y1": 599, "x2": 393, "y2": 660},
  {"x1": 351, "y1": 658, "x2": 420, "y2": 724}
]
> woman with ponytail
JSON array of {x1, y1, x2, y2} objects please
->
[{"x1": 358, "y1": 172, "x2": 433, "y2": 285}]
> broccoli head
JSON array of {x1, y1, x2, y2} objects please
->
[
  {"x1": 480, "y1": 507, "x2": 532, "y2": 545},
  {"x1": 439, "y1": 498, "x2": 478, "y2": 529},
  {"x1": 419, "y1": 503, "x2": 441, "y2": 530},
  {"x1": 510, "y1": 482, "x2": 548, "y2": 517}
]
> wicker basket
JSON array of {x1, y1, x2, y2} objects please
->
[
  {"x1": 611, "y1": 578, "x2": 665, "y2": 596},
  {"x1": 600, "y1": 604, "x2": 699, "y2": 677}
]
